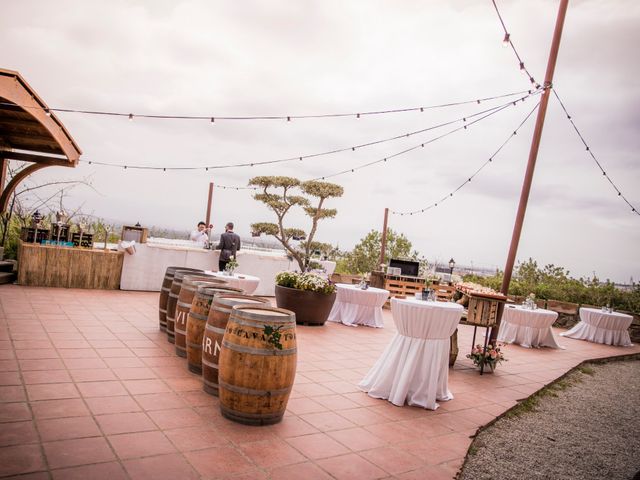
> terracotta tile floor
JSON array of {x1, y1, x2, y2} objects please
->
[{"x1": 1, "y1": 285, "x2": 637, "y2": 479}]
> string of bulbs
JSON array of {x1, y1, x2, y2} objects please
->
[
  {"x1": 491, "y1": 0, "x2": 637, "y2": 217},
  {"x1": 77, "y1": 91, "x2": 538, "y2": 173},
  {"x1": 491, "y1": 0, "x2": 540, "y2": 90},
  {"x1": 309, "y1": 91, "x2": 541, "y2": 183},
  {"x1": 390, "y1": 101, "x2": 540, "y2": 216},
  {"x1": 3, "y1": 88, "x2": 533, "y2": 123},
  {"x1": 552, "y1": 90, "x2": 638, "y2": 216}
]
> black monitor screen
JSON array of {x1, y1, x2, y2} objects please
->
[{"x1": 389, "y1": 258, "x2": 420, "y2": 277}]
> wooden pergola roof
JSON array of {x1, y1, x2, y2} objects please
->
[{"x1": 0, "y1": 68, "x2": 82, "y2": 211}]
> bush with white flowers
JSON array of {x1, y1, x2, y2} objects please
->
[{"x1": 275, "y1": 271, "x2": 336, "y2": 295}]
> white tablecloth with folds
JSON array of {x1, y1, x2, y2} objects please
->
[
  {"x1": 120, "y1": 243, "x2": 291, "y2": 295},
  {"x1": 497, "y1": 305, "x2": 561, "y2": 348},
  {"x1": 327, "y1": 284, "x2": 390, "y2": 328},
  {"x1": 359, "y1": 298, "x2": 462, "y2": 410},
  {"x1": 204, "y1": 271, "x2": 260, "y2": 295},
  {"x1": 561, "y1": 308, "x2": 633, "y2": 346}
]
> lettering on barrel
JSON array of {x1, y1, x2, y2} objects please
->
[
  {"x1": 176, "y1": 310, "x2": 187, "y2": 325},
  {"x1": 203, "y1": 337, "x2": 221, "y2": 357},
  {"x1": 225, "y1": 325, "x2": 295, "y2": 341}
]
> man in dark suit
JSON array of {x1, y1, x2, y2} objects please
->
[{"x1": 216, "y1": 222, "x2": 241, "y2": 272}]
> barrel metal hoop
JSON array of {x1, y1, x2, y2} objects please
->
[
  {"x1": 201, "y1": 358, "x2": 219, "y2": 369},
  {"x1": 188, "y1": 312, "x2": 208, "y2": 321},
  {"x1": 221, "y1": 340, "x2": 296, "y2": 356},
  {"x1": 187, "y1": 342, "x2": 203, "y2": 350},
  {"x1": 219, "y1": 380, "x2": 292, "y2": 397},
  {"x1": 159, "y1": 308, "x2": 167, "y2": 314},
  {"x1": 205, "y1": 325, "x2": 226, "y2": 335},
  {"x1": 177, "y1": 301, "x2": 192, "y2": 309},
  {"x1": 228, "y1": 317, "x2": 295, "y2": 330},
  {"x1": 175, "y1": 327, "x2": 186, "y2": 334}
]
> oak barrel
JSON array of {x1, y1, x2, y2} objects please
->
[
  {"x1": 202, "y1": 294, "x2": 270, "y2": 395},
  {"x1": 174, "y1": 275, "x2": 229, "y2": 358},
  {"x1": 218, "y1": 305, "x2": 297, "y2": 425},
  {"x1": 449, "y1": 328, "x2": 459, "y2": 367},
  {"x1": 166, "y1": 269, "x2": 203, "y2": 343},
  {"x1": 186, "y1": 285, "x2": 242, "y2": 374},
  {"x1": 159, "y1": 266, "x2": 201, "y2": 332}
]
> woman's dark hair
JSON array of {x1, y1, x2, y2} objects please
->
[{"x1": 198, "y1": 221, "x2": 206, "y2": 227}]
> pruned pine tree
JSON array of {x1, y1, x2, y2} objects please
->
[{"x1": 248, "y1": 176, "x2": 343, "y2": 272}]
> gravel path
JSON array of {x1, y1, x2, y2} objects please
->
[{"x1": 458, "y1": 357, "x2": 640, "y2": 480}]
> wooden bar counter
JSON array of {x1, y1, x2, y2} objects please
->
[{"x1": 17, "y1": 241, "x2": 124, "y2": 289}]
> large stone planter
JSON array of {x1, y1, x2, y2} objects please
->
[{"x1": 274, "y1": 285, "x2": 336, "y2": 326}]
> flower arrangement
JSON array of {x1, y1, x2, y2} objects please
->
[
  {"x1": 275, "y1": 271, "x2": 336, "y2": 295},
  {"x1": 466, "y1": 344, "x2": 506, "y2": 370},
  {"x1": 224, "y1": 258, "x2": 239, "y2": 273}
]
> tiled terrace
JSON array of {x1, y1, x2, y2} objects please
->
[{"x1": 1, "y1": 285, "x2": 637, "y2": 480}]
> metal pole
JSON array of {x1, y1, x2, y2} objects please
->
[
  {"x1": 492, "y1": 0, "x2": 569, "y2": 342},
  {"x1": 205, "y1": 182, "x2": 214, "y2": 227},
  {"x1": 378, "y1": 208, "x2": 389, "y2": 268}
]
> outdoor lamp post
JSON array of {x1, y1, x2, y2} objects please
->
[{"x1": 448, "y1": 258, "x2": 455, "y2": 276}]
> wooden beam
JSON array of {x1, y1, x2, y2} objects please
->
[
  {"x1": 0, "y1": 157, "x2": 7, "y2": 191},
  {"x1": 0, "y1": 163, "x2": 48, "y2": 212},
  {"x1": 0, "y1": 151, "x2": 72, "y2": 166}
]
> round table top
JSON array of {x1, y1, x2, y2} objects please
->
[
  {"x1": 392, "y1": 296, "x2": 464, "y2": 311},
  {"x1": 505, "y1": 305, "x2": 558, "y2": 318},
  {"x1": 580, "y1": 307, "x2": 633, "y2": 320},
  {"x1": 336, "y1": 283, "x2": 389, "y2": 295},
  {"x1": 204, "y1": 271, "x2": 260, "y2": 294}
]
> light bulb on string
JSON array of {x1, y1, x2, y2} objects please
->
[
  {"x1": 128, "y1": 113, "x2": 134, "y2": 122},
  {"x1": 45, "y1": 109, "x2": 51, "y2": 117},
  {"x1": 502, "y1": 33, "x2": 510, "y2": 47}
]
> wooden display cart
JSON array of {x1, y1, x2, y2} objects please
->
[
  {"x1": 17, "y1": 241, "x2": 124, "y2": 289},
  {"x1": 369, "y1": 271, "x2": 427, "y2": 308},
  {"x1": 464, "y1": 291, "x2": 507, "y2": 375}
]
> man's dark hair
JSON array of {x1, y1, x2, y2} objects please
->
[
  {"x1": 226, "y1": 222, "x2": 234, "y2": 230},
  {"x1": 198, "y1": 221, "x2": 206, "y2": 227}
]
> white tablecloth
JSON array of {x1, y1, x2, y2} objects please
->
[
  {"x1": 204, "y1": 271, "x2": 260, "y2": 295},
  {"x1": 359, "y1": 298, "x2": 463, "y2": 410},
  {"x1": 327, "y1": 284, "x2": 390, "y2": 328},
  {"x1": 497, "y1": 305, "x2": 561, "y2": 349},
  {"x1": 120, "y1": 243, "x2": 292, "y2": 295},
  {"x1": 561, "y1": 308, "x2": 634, "y2": 346}
]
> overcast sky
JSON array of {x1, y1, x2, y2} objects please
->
[{"x1": 2, "y1": 0, "x2": 638, "y2": 283}]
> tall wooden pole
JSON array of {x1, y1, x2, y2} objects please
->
[
  {"x1": 379, "y1": 208, "x2": 389, "y2": 267},
  {"x1": 205, "y1": 182, "x2": 214, "y2": 227},
  {"x1": 492, "y1": 0, "x2": 569, "y2": 341}
]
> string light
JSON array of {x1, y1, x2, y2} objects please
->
[
  {"x1": 390, "y1": 101, "x2": 540, "y2": 216},
  {"x1": 310, "y1": 91, "x2": 541, "y2": 182},
  {"x1": 552, "y1": 90, "x2": 639, "y2": 217},
  {"x1": 492, "y1": 0, "x2": 537, "y2": 88},
  {"x1": 128, "y1": 113, "x2": 133, "y2": 122},
  {"x1": 2, "y1": 89, "x2": 533, "y2": 124},
  {"x1": 78, "y1": 93, "x2": 537, "y2": 172}
]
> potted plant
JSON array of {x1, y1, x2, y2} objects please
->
[
  {"x1": 466, "y1": 344, "x2": 506, "y2": 372},
  {"x1": 274, "y1": 271, "x2": 336, "y2": 326}
]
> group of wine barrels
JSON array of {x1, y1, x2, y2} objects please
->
[{"x1": 157, "y1": 265, "x2": 297, "y2": 425}]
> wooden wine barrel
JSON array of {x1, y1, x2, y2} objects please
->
[
  {"x1": 186, "y1": 285, "x2": 242, "y2": 374},
  {"x1": 202, "y1": 294, "x2": 270, "y2": 395},
  {"x1": 218, "y1": 305, "x2": 297, "y2": 425},
  {"x1": 449, "y1": 328, "x2": 459, "y2": 367},
  {"x1": 174, "y1": 276, "x2": 229, "y2": 358},
  {"x1": 159, "y1": 266, "x2": 201, "y2": 332},
  {"x1": 166, "y1": 269, "x2": 203, "y2": 343}
]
